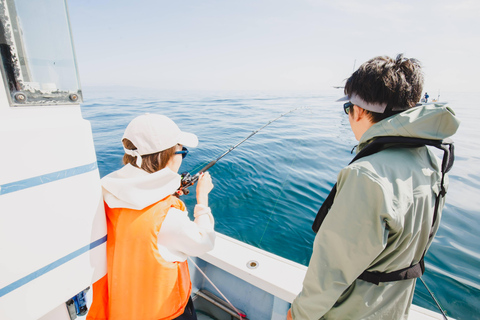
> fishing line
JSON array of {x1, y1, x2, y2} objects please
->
[
  {"x1": 258, "y1": 150, "x2": 299, "y2": 246},
  {"x1": 419, "y1": 276, "x2": 448, "y2": 320},
  {"x1": 258, "y1": 107, "x2": 314, "y2": 245},
  {"x1": 178, "y1": 107, "x2": 308, "y2": 195},
  {"x1": 188, "y1": 257, "x2": 246, "y2": 319}
]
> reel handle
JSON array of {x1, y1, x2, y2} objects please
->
[{"x1": 177, "y1": 172, "x2": 200, "y2": 196}]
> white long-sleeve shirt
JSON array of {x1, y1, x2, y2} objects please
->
[
  {"x1": 102, "y1": 164, "x2": 215, "y2": 262},
  {"x1": 157, "y1": 204, "x2": 215, "y2": 262}
]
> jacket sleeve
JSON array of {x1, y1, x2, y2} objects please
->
[
  {"x1": 291, "y1": 165, "x2": 393, "y2": 319},
  {"x1": 156, "y1": 204, "x2": 215, "y2": 262}
]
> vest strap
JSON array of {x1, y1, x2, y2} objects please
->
[
  {"x1": 311, "y1": 184, "x2": 337, "y2": 233},
  {"x1": 358, "y1": 259, "x2": 425, "y2": 285}
]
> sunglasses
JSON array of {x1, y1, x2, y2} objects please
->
[
  {"x1": 175, "y1": 146, "x2": 189, "y2": 159},
  {"x1": 343, "y1": 101, "x2": 353, "y2": 115}
]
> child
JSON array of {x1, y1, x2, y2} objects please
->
[{"x1": 87, "y1": 114, "x2": 215, "y2": 320}]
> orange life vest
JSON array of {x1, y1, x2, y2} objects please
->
[{"x1": 87, "y1": 195, "x2": 191, "y2": 320}]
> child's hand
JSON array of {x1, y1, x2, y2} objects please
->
[{"x1": 196, "y1": 172, "x2": 213, "y2": 206}]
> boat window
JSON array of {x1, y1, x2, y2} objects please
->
[{"x1": 0, "y1": 0, "x2": 82, "y2": 106}]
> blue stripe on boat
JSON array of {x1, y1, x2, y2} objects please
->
[
  {"x1": 0, "y1": 235, "x2": 107, "y2": 298},
  {"x1": 0, "y1": 162, "x2": 98, "y2": 196}
]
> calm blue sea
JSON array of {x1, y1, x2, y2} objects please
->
[{"x1": 81, "y1": 87, "x2": 479, "y2": 320}]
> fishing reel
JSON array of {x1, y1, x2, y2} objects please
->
[{"x1": 176, "y1": 171, "x2": 200, "y2": 196}]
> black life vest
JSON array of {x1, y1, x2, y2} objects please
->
[{"x1": 311, "y1": 136, "x2": 455, "y2": 285}]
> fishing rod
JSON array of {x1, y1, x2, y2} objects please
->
[{"x1": 177, "y1": 107, "x2": 305, "y2": 195}]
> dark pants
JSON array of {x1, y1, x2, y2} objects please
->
[{"x1": 173, "y1": 297, "x2": 197, "y2": 320}]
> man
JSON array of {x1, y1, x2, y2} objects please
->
[
  {"x1": 288, "y1": 55, "x2": 460, "y2": 319},
  {"x1": 424, "y1": 92, "x2": 430, "y2": 103}
]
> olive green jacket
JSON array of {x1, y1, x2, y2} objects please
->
[{"x1": 292, "y1": 105, "x2": 460, "y2": 319}]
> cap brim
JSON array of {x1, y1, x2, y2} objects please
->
[
  {"x1": 336, "y1": 95, "x2": 349, "y2": 102},
  {"x1": 178, "y1": 132, "x2": 199, "y2": 148}
]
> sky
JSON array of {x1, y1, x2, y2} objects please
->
[{"x1": 67, "y1": 0, "x2": 480, "y2": 94}]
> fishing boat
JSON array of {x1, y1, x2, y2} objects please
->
[
  {"x1": 420, "y1": 101, "x2": 448, "y2": 107},
  {"x1": 0, "y1": 0, "x2": 454, "y2": 319},
  {"x1": 420, "y1": 92, "x2": 447, "y2": 106}
]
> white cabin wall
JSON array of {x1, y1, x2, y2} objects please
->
[{"x1": 0, "y1": 73, "x2": 107, "y2": 319}]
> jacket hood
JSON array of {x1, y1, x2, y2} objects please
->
[
  {"x1": 358, "y1": 105, "x2": 460, "y2": 152},
  {"x1": 102, "y1": 164, "x2": 181, "y2": 210}
]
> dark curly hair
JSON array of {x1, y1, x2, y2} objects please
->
[{"x1": 345, "y1": 54, "x2": 424, "y2": 123}]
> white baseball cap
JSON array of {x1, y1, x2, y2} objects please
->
[{"x1": 122, "y1": 114, "x2": 198, "y2": 166}]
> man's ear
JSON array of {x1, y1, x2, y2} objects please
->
[{"x1": 352, "y1": 105, "x2": 366, "y2": 121}]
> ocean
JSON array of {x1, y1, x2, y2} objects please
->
[{"x1": 81, "y1": 87, "x2": 480, "y2": 320}]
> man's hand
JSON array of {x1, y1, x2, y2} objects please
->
[{"x1": 287, "y1": 308, "x2": 293, "y2": 320}]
